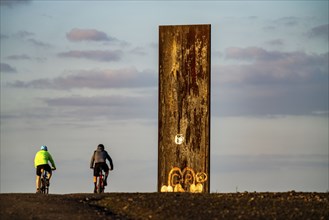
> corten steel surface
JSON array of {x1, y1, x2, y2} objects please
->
[{"x1": 158, "y1": 24, "x2": 211, "y2": 193}]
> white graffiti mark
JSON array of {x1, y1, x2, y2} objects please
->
[
  {"x1": 174, "y1": 134, "x2": 184, "y2": 145},
  {"x1": 161, "y1": 167, "x2": 207, "y2": 193}
]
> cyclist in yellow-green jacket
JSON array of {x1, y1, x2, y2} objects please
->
[{"x1": 34, "y1": 145, "x2": 56, "y2": 193}]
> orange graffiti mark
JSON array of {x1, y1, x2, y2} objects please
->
[{"x1": 161, "y1": 167, "x2": 207, "y2": 193}]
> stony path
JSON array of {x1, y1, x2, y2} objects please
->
[
  {"x1": 0, "y1": 193, "x2": 112, "y2": 220},
  {"x1": 1, "y1": 192, "x2": 328, "y2": 220}
]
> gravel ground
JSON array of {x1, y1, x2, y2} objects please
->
[
  {"x1": 0, "y1": 193, "x2": 109, "y2": 220},
  {"x1": 93, "y1": 192, "x2": 329, "y2": 220},
  {"x1": 1, "y1": 192, "x2": 328, "y2": 219}
]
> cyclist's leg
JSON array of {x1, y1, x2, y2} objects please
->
[
  {"x1": 46, "y1": 173, "x2": 52, "y2": 186},
  {"x1": 93, "y1": 164, "x2": 100, "y2": 193},
  {"x1": 104, "y1": 172, "x2": 109, "y2": 186},
  {"x1": 102, "y1": 163, "x2": 110, "y2": 186},
  {"x1": 45, "y1": 164, "x2": 52, "y2": 181},
  {"x1": 93, "y1": 176, "x2": 97, "y2": 193},
  {"x1": 36, "y1": 176, "x2": 41, "y2": 191},
  {"x1": 36, "y1": 166, "x2": 42, "y2": 192}
]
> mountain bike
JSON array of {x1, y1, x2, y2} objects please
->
[{"x1": 96, "y1": 169, "x2": 105, "y2": 193}]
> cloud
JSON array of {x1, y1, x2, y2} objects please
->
[
  {"x1": 6, "y1": 54, "x2": 31, "y2": 60},
  {"x1": 44, "y1": 94, "x2": 157, "y2": 121},
  {"x1": 2, "y1": 92, "x2": 158, "y2": 122},
  {"x1": 9, "y1": 31, "x2": 51, "y2": 48},
  {"x1": 9, "y1": 67, "x2": 157, "y2": 90},
  {"x1": 216, "y1": 154, "x2": 328, "y2": 173},
  {"x1": 66, "y1": 28, "x2": 116, "y2": 42},
  {"x1": 225, "y1": 46, "x2": 289, "y2": 61},
  {"x1": 42, "y1": 94, "x2": 157, "y2": 120},
  {"x1": 0, "y1": 63, "x2": 17, "y2": 73},
  {"x1": 8, "y1": 31, "x2": 51, "y2": 48},
  {"x1": 265, "y1": 39, "x2": 284, "y2": 47},
  {"x1": 224, "y1": 48, "x2": 328, "y2": 79},
  {"x1": 16, "y1": 30, "x2": 34, "y2": 38},
  {"x1": 262, "y1": 26, "x2": 276, "y2": 31},
  {"x1": 1, "y1": 34, "x2": 9, "y2": 39},
  {"x1": 307, "y1": 24, "x2": 329, "y2": 39},
  {"x1": 312, "y1": 110, "x2": 329, "y2": 116},
  {"x1": 214, "y1": 153, "x2": 328, "y2": 192},
  {"x1": 263, "y1": 17, "x2": 301, "y2": 31},
  {"x1": 6, "y1": 54, "x2": 46, "y2": 62},
  {"x1": 27, "y1": 38, "x2": 51, "y2": 48},
  {"x1": 247, "y1": 16, "x2": 258, "y2": 20},
  {"x1": 44, "y1": 95, "x2": 143, "y2": 107},
  {"x1": 212, "y1": 47, "x2": 328, "y2": 116},
  {"x1": 0, "y1": 93, "x2": 157, "y2": 122},
  {"x1": 130, "y1": 47, "x2": 147, "y2": 55},
  {"x1": 0, "y1": 0, "x2": 32, "y2": 7},
  {"x1": 274, "y1": 16, "x2": 299, "y2": 26},
  {"x1": 223, "y1": 48, "x2": 328, "y2": 85},
  {"x1": 58, "y1": 50, "x2": 123, "y2": 62}
]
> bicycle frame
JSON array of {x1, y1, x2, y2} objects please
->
[
  {"x1": 40, "y1": 169, "x2": 49, "y2": 194},
  {"x1": 96, "y1": 169, "x2": 105, "y2": 193}
]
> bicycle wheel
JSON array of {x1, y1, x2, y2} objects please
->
[
  {"x1": 45, "y1": 184, "x2": 49, "y2": 194},
  {"x1": 97, "y1": 175, "x2": 103, "y2": 193},
  {"x1": 40, "y1": 170, "x2": 49, "y2": 194},
  {"x1": 97, "y1": 177, "x2": 101, "y2": 193},
  {"x1": 40, "y1": 178, "x2": 46, "y2": 194},
  {"x1": 44, "y1": 178, "x2": 49, "y2": 194}
]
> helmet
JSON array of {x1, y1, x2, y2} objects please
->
[
  {"x1": 41, "y1": 145, "x2": 48, "y2": 151},
  {"x1": 97, "y1": 144, "x2": 104, "y2": 150}
]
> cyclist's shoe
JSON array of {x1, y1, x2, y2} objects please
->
[
  {"x1": 36, "y1": 188, "x2": 41, "y2": 194},
  {"x1": 93, "y1": 188, "x2": 97, "y2": 193}
]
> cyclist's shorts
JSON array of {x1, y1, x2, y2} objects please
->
[
  {"x1": 94, "y1": 162, "x2": 109, "y2": 176},
  {"x1": 36, "y1": 164, "x2": 52, "y2": 176}
]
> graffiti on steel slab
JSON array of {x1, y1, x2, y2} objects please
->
[{"x1": 161, "y1": 167, "x2": 207, "y2": 193}]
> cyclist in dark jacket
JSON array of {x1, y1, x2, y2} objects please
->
[{"x1": 90, "y1": 144, "x2": 114, "y2": 193}]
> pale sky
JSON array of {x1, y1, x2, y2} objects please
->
[{"x1": 1, "y1": 0, "x2": 328, "y2": 193}]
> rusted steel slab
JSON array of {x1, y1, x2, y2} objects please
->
[{"x1": 158, "y1": 24, "x2": 211, "y2": 193}]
